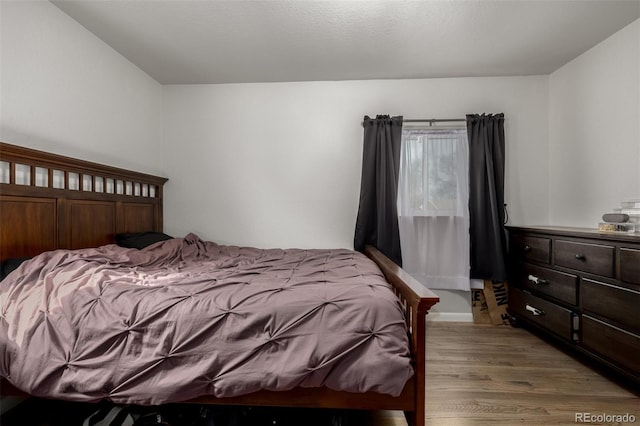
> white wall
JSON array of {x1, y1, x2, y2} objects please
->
[
  {"x1": 549, "y1": 19, "x2": 640, "y2": 227},
  {"x1": 0, "y1": 1, "x2": 163, "y2": 175},
  {"x1": 163, "y1": 76, "x2": 549, "y2": 249}
]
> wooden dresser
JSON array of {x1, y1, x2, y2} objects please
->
[{"x1": 506, "y1": 226, "x2": 640, "y2": 387}]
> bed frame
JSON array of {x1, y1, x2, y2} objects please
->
[{"x1": 0, "y1": 141, "x2": 439, "y2": 426}]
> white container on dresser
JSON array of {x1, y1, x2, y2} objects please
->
[{"x1": 506, "y1": 226, "x2": 640, "y2": 388}]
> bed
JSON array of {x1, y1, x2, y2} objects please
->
[{"x1": 0, "y1": 141, "x2": 439, "y2": 426}]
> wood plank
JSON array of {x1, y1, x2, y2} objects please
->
[
  {"x1": 422, "y1": 322, "x2": 639, "y2": 425},
  {"x1": 0, "y1": 196, "x2": 57, "y2": 258}
]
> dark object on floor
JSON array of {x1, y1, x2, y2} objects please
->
[
  {"x1": 132, "y1": 412, "x2": 171, "y2": 426},
  {"x1": 159, "y1": 405, "x2": 369, "y2": 426},
  {"x1": 0, "y1": 398, "x2": 98, "y2": 426},
  {"x1": 84, "y1": 405, "x2": 135, "y2": 426},
  {"x1": 0, "y1": 399, "x2": 373, "y2": 426},
  {"x1": 234, "y1": 406, "x2": 367, "y2": 426}
]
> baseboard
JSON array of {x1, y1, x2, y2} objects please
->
[{"x1": 426, "y1": 312, "x2": 474, "y2": 322}]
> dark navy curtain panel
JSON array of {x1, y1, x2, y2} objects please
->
[
  {"x1": 466, "y1": 113, "x2": 508, "y2": 282},
  {"x1": 354, "y1": 115, "x2": 403, "y2": 266}
]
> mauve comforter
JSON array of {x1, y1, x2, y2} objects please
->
[{"x1": 0, "y1": 234, "x2": 412, "y2": 405}]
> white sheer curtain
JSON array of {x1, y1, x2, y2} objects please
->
[{"x1": 397, "y1": 128, "x2": 474, "y2": 291}]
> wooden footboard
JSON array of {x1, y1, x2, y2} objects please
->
[{"x1": 365, "y1": 245, "x2": 439, "y2": 426}]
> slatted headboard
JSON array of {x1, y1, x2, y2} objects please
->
[{"x1": 0, "y1": 142, "x2": 168, "y2": 261}]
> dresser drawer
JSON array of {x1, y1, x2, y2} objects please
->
[
  {"x1": 509, "y1": 288, "x2": 575, "y2": 341},
  {"x1": 582, "y1": 279, "x2": 640, "y2": 335},
  {"x1": 620, "y1": 248, "x2": 640, "y2": 285},
  {"x1": 554, "y1": 240, "x2": 614, "y2": 277},
  {"x1": 582, "y1": 315, "x2": 640, "y2": 378},
  {"x1": 515, "y1": 263, "x2": 578, "y2": 305},
  {"x1": 511, "y1": 234, "x2": 550, "y2": 264}
]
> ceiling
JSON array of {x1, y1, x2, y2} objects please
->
[{"x1": 51, "y1": 0, "x2": 640, "y2": 85}]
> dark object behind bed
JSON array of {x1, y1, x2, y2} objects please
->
[
  {"x1": 0, "y1": 257, "x2": 32, "y2": 281},
  {"x1": 115, "y1": 232, "x2": 173, "y2": 249}
]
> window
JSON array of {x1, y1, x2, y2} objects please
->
[
  {"x1": 398, "y1": 128, "x2": 468, "y2": 217},
  {"x1": 397, "y1": 126, "x2": 472, "y2": 291}
]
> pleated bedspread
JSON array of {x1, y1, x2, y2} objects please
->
[{"x1": 0, "y1": 234, "x2": 412, "y2": 405}]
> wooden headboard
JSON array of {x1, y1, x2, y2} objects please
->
[{"x1": 0, "y1": 142, "x2": 168, "y2": 261}]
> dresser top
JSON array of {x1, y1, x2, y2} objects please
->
[{"x1": 506, "y1": 225, "x2": 640, "y2": 243}]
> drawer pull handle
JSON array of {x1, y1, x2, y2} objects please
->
[
  {"x1": 575, "y1": 254, "x2": 586, "y2": 261},
  {"x1": 528, "y1": 275, "x2": 548, "y2": 285},
  {"x1": 525, "y1": 304, "x2": 545, "y2": 316},
  {"x1": 523, "y1": 245, "x2": 532, "y2": 252}
]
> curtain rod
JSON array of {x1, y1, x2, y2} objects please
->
[
  {"x1": 361, "y1": 117, "x2": 466, "y2": 127},
  {"x1": 404, "y1": 118, "x2": 466, "y2": 124}
]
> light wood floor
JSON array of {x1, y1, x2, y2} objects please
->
[{"x1": 373, "y1": 321, "x2": 639, "y2": 426}]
